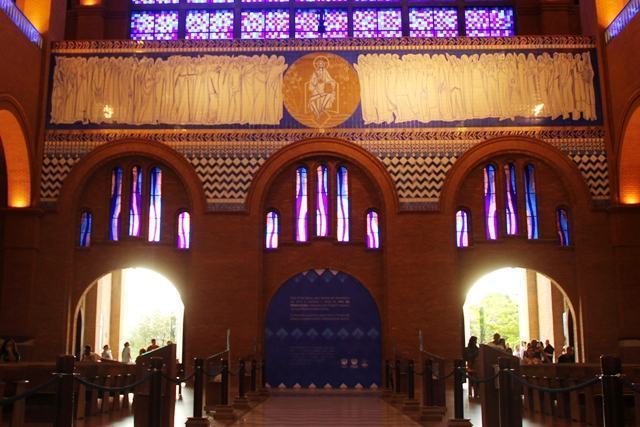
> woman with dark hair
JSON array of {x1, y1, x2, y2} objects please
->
[
  {"x1": 0, "y1": 338, "x2": 22, "y2": 362},
  {"x1": 464, "y1": 336, "x2": 479, "y2": 398}
]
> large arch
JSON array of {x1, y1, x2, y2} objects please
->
[
  {"x1": 618, "y1": 93, "x2": 640, "y2": 204},
  {"x1": 0, "y1": 96, "x2": 32, "y2": 207}
]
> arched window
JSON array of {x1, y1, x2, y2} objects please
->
[
  {"x1": 109, "y1": 167, "x2": 123, "y2": 241},
  {"x1": 295, "y1": 167, "x2": 308, "y2": 242},
  {"x1": 556, "y1": 208, "x2": 570, "y2": 247},
  {"x1": 524, "y1": 164, "x2": 539, "y2": 239},
  {"x1": 483, "y1": 165, "x2": 498, "y2": 240},
  {"x1": 366, "y1": 210, "x2": 380, "y2": 249},
  {"x1": 129, "y1": 165, "x2": 143, "y2": 237},
  {"x1": 504, "y1": 163, "x2": 518, "y2": 235},
  {"x1": 177, "y1": 211, "x2": 191, "y2": 249},
  {"x1": 265, "y1": 210, "x2": 279, "y2": 249},
  {"x1": 79, "y1": 210, "x2": 92, "y2": 247},
  {"x1": 148, "y1": 167, "x2": 163, "y2": 242},
  {"x1": 316, "y1": 165, "x2": 329, "y2": 237},
  {"x1": 336, "y1": 166, "x2": 349, "y2": 242},
  {"x1": 456, "y1": 209, "x2": 470, "y2": 248}
]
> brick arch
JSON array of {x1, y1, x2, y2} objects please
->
[
  {"x1": 618, "y1": 93, "x2": 640, "y2": 204},
  {"x1": 0, "y1": 95, "x2": 32, "y2": 207},
  {"x1": 246, "y1": 138, "x2": 398, "y2": 215},
  {"x1": 439, "y1": 136, "x2": 592, "y2": 214}
]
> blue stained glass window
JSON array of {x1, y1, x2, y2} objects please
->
[
  {"x1": 177, "y1": 211, "x2": 191, "y2": 249},
  {"x1": 455, "y1": 209, "x2": 470, "y2": 248},
  {"x1": 79, "y1": 210, "x2": 93, "y2": 248},
  {"x1": 109, "y1": 167, "x2": 123, "y2": 241},
  {"x1": 504, "y1": 163, "x2": 518, "y2": 236},
  {"x1": 295, "y1": 167, "x2": 308, "y2": 242},
  {"x1": 316, "y1": 165, "x2": 329, "y2": 237},
  {"x1": 186, "y1": 10, "x2": 234, "y2": 39},
  {"x1": 148, "y1": 167, "x2": 163, "y2": 242},
  {"x1": 129, "y1": 166, "x2": 143, "y2": 237},
  {"x1": 524, "y1": 164, "x2": 539, "y2": 240},
  {"x1": 556, "y1": 208, "x2": 570, "y2": 246},
  {"x1": 366, "y1": 210, "x2": 380, "y2": 249},
  {"x1": 132, "y1": 0, "x2": 178, "y2": 4},
  {"x1": 464, "y1": 7, "x2": 514, "y2": 37},
  {"x1": 241, "y1": 10, "x2": 290, "y2": 39},
  {"x1": 265, "y1": 210, "x2": 279, "y2": 249},
  {"x1": 336, "y1": 166, "x2": 350, "y2": 242},
  {"x1": 295, "y1": 9, "x2": 348, "y2": 38},
  {"x1": 409, "y1": 8, "x2": 458, "y2": 37},
  {"x1": 484, "y1": 165, "x2": 498, "y2": 240},
  {"x1": 130, "y1": 10, "x2": 179, "y2": 40},
  {"x1": 353, "y1": 8, "x2": 402, "y2": 38},
  {"x1": 187, "y1": 0, "x2": 233, "y2": 3}
]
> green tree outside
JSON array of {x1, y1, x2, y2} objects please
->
[
  {"x1": 126, "y1": 312, "x2": 176, "y2": 352},
  {"x1": 467, "y1": 293, "x2": 520, "y2": 348}
]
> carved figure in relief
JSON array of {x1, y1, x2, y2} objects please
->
[{"x1": 307, "y1": 56, "x2": 337, "y2": 119}]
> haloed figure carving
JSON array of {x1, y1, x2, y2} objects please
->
[{"x1": 307, "y1": 56, "x2": 337, "y2": 119}]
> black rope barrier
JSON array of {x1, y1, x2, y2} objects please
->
[
  {"x1": 508, "y1": 372, "x2": 601, "y2": 393},
  {"x1": 204, "y1": 369, "x2": 220, "y2": 378},
  {"x1": 0, "y1": 377, "x2": 59, "y2": 406},
  {"x1": 74, "y1": 373, "x2": 152, "y2": 392},
  {"x1": 161, "y1": 371, "x2": 196, "y2": 384},
  {"x1": 622, "y1": 379, "x2": 640, "y2": 394},
  {"x1": 464, "y1": 369, "x2": 500, "y2": 384},
  {"x1": 433, "y1": 369, "x2": 457, "y2": 381}
]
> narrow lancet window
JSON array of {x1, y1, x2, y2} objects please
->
[
  {"x1": 79, "y1": 210, "x2": 92, "y2": 247},
  {"x1": 456, "y1": 209, "x2": 470, "y2": 248},
  {"x1": 177, "y1": 211, "x2": 191, "y2": 249},
  {"x1": 557, "y1": 208, "x2": 570, "y2": 246},
  {"x1": 109, "y1": 167, "x2": 123, "y2": 241},
  {"x1": 265, "y1": 210, "x2": 279, "y2": 249},
  {"x1": 295, "y1": 167, "x2": 308, "y2": 242},
  {"x1": 504, "y1": 163, "x2": 518, "y2": 235},
  {"x1": 366, "y1": 210, "x2": 380, "y2": 249},
  {"x1": 484, "y1": 165, "x2": 498, "y2": 240},
  {"x1": 148, "y1": 167, "x2": 163, "y2": 242},
  {"x1": 336, "y1": 166, "x2": 350, "y2": 242},
  {"x1": 129, "y1": 166, "x2": 143, "y2": 237},
  {"x1": 316, "y1": 165, "x2": 329, "y2": 237},
  {"x1": 524, "y1": 164, "x2": 539, "y2": 239}
]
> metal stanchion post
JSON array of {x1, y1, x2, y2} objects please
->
[
  {"x1": 186, "y1": 358, "x2": 209, "y2": 426},
  {"x1": 448, "y1": 359, "x2": 472, "y2": 427},
  {"x1": 149, "y1": 357, "x2": 163, "y2": 427},
  {"x1": 54, "y1": 355, "x2": 75, "y2": 427},
  {"x1": 601, "y1": 355, "x2": 624, "y2": 427}
]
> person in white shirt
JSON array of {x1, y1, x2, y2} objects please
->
[
  {"x1": 121, "y1": 342, "x2": 131, "y2": 364},
  {"x1": 101, "y1": 344, "x2": 113, "y2": 360}
]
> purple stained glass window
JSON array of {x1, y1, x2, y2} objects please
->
[
  {"x1": 177, "y1": 211, "x2": 191, "y2": 249},
  {"x1": 504, "y1": 163, "x2": 518, "y2": 236},
  {"x1": 464, "y1": 7, "x2": 515, "y2": 37},
  {"x1": 186, "y1": 10, "x2": 234, "y2": 39},
  {"x1": 455, "y1": 209, "x2": 469, "y2": 248},
  {"x1": 130, "y1": 10, "x2": 179, "y2": 41},
  {"x1": 187, "y1": 0, "x2": 233, "y2": 3},
  {"x1": 353, "y1": 8, "x2": 402, "y2": 38},
  {"x1": 132, "y1": 0, "x2": 178, "y2": 4},
  {"x1": 241, "y1": 10, "x2": 289, "y2": 39},
  {"x1": 109, "y1": 167, "x2": 123, "y2": 241},
  {"x1": 366, "y1": 210, "x2": 380, "y2": 249},
  {"x1": 336, "y1": 166, "x2": 349, "y2": 242},
  {"x1": 556, "y1": 208, "x2": 570, "y2": 247},
  {"x1": 129, "y1": 166, "x2": 142, "y2": 237},
  {"x1": 484, "y1": 165, "x2": 498, "y2": 240},
  {"x1": 295, "y1": 167, "x2": 308, "y2": 242},
  {"x1": 79, "y1": 210, "x2": 92, "y2": 248},
  {"x1": 295, "y1": 9, "x2": 348, "y2": 39},
  {"x1": 409, "y1": 8, "x2": 458, "y2": 37},
  {"x1": 316, "y1": 165, "x2": 329, "y2": 237},
  {"x1": 265, "y1": 210, "x2": 279, "y2": 249},
  {"x1": 524, "y1": 164, "x2": 539, "y2": 240},
  {"x1": 148, "y1": 167, "x2": 162, "y2": 242}
]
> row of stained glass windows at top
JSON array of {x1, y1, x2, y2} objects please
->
[
  {"x1": 78, "y1": 167, "x2": 191, "y2": 249},
  {"x1": 130, "y1": 7, "x2": 514, "y2": 40}
]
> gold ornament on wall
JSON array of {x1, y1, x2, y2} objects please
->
[{"x1": 283, "y1": 53, "x2": 361, "y2": 129}]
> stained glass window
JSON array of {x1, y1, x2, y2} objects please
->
[
  {"x1": 295, "y1": 9, "x2": 348, "y2": 38},
  {"x1": 556, "y1": 208, "x2": 570, "y2": 246},
  {"x1": 187, "y1": 0, "x2": 233, "y2": 3},
  {"x1": 109, "y1": 167, "x2": 123, "y2": 242},
  {"x1": 79, "y1": 210, "x2": 92, "y2": 248},
  {"x1": 524, "y1": 164, "x2": 539, "y2": 240},
  {"x1": 177, "y1": 211, "x2": 191, "y2": 249},
  {"x1": 409, "y1": 8, "x2": 458, "y2": 37},
  {"x1": 484, "y1": 165, "x2": 498, "y2": 240},
  {"x1": 148, "y1": 167, "x2": 163, "y2": 242},
  {"x1": 336, "y1": 166, "x2": 349, "y2": 242},
  {"x1": 241, "y1": 10, "x2": 290, "y2": 39},
  {"x1": 366, "y1": 210, "x2": 380, "y2": 249},
  {"x1": 316, "y1": 165, "x2": 329, "y2": 237},
  {"x1": 455, "y1": 209, "x2": 470, "y2": 248},
  {"x1": 504, "y1": 163, "x2": 518, "y2": 236},
  {"x1": 295, "y1": 167, "x2": 308, "y2": 242},
  {"x1": 265, "y1": 210, "x2": 279, "y2": 249},
  {"x1": 129, "y1": 166, "x2": 142, "y2": 237},
  {"x1": 353, "y1": 8, "x2": 402, "y2": 38},
  {"x1": 464, "y1": 7, "x2": 515, "y2": 37},
  {"x1": 186, "y1": 10, "x2": 234, "y2": 39},
  {"x1": 132, "y1": 0, "x2": 178, "y2": 4},
  {"x1": 130, "y1": 10, "x2": 179, "y2": 40}
]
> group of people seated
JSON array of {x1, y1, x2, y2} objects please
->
[{"x1": 81, "y1": 338, "x2": 170, "y2": 363}]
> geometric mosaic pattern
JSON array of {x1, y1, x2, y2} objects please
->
[{"x1": 464, "y1": 7, "x2": 515, "y2": 37}]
